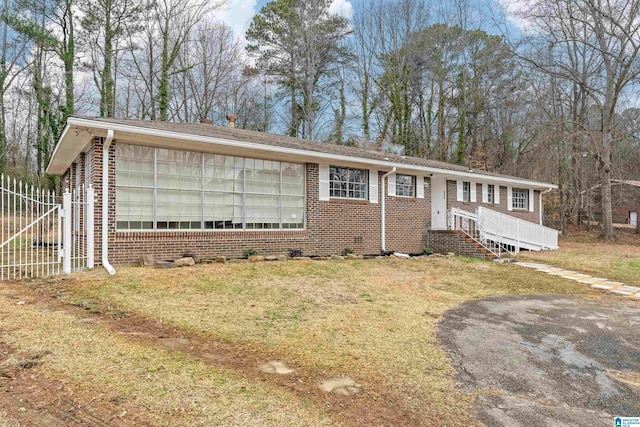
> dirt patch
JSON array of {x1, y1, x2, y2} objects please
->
[
  {"x1": 5, "y1": 280, "x2": 418, "y2": 426},
  {"x1": 0, "y1": 341, "x2": 133, "y2": 427}
]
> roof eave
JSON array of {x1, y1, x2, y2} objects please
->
[{"x1": 48, "y1": 117, "x2": 558, "y2": 190}]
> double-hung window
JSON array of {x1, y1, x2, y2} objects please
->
[
  {"x1": 487, "y1": 184, "x2": 495, "y2": 203},
  {"x1": 512, "y1": 187, "x2": 529, "y2": 210},
  {"x1": 462, "y1": 181, "x2": 471, "y2": 202},
  {"x1": 329, "y1": 167, "x2": 368, "y2": 199},
  {"x1": 396, "y1": 174, "x2": 415, "y2": 197}
]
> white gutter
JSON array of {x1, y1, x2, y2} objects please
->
[
  {"x1": 381, "y1": 167, "x2": 397, "y2": 252},
  {"x1": 539, "y1": 187, "x2": 554, "y2": 226},
  {"x1": 102, "y1": 130, "x2": 116, "y2": 275},
  {"x1": 53, "y1": 118, "x2": 558, "y2": 190}
]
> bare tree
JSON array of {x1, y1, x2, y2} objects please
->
[{"x1": 512, "y1": 0, "x2": 640, "y2": 239}]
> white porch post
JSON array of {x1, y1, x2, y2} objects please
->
[{"x1": 63, "y1": 189, "x2": 72, "y2": 274}]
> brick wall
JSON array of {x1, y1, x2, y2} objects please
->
[
  {"x1": 76, "y1": 140, "x2": 433, "y2": 264},
  {"x1": 446, "y1": 180, "x2": 539, "y2": 224},
  {"x1": 62, "y1": 138, "x2": 542, "y2": 265}
]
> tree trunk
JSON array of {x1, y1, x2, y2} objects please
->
[{"x1": 600, "y1": 129, "x2": 614, "y2": 239}]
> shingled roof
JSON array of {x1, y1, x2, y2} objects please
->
[
  {"x1": 47, "y1": 116, "x2": 556, "y2": 188},
  {"x1": 84, "y1": 117, "x2": 551, "y2": 183}
]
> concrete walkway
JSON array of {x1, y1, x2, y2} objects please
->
[{"x1": 514, "y1": 262, "x2": 640, "y2": 300}]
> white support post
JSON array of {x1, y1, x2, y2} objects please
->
[
  {"x1": 63, "y1": 189, "x2": 72, "y2": 274},
  {"x1": 86, "y1": 185, "x2": 95, "y2": 269}
]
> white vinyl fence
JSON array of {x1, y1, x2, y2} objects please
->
[{"x1": 0, "y1": 175, "x2": 94, "y2": 280}]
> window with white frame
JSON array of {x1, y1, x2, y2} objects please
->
[
  {"x1": 512, "y1": 187, "x2": 529, "y2": 210},
  {"x1": 115, "y1": 144, "x2": 305, "y2": 230},
  {"x1": 329, "y1": 166, "x2": 368, "y2": 199},
  {"x1": 396, "y1": 174, "x2": 415, "y2": 197},
  {"x1": 487, "y1": 184, "x2": 495, "y2": 203},
  {"x1": 462, "y1": 181, "x2": 471, "y2": 202}
]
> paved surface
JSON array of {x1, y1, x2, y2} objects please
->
[
  {"x1": 438, "y1": 295, "x2": 640, "y2": 427},
  {"x1": 514, "y1": 262, "x2": 640, "y2": 300}
]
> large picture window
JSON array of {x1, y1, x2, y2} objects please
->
[
  {"x1": 512, "y1": 188, "x2": 529, "y2": 210},
  {"x1": 115, "y1": 144, "x2": 305, "y2": 230},
  {"x1": 329, "y1": 166, "x2": 368, "y2": 199}
]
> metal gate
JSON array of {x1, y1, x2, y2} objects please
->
[{"x1": 0, "y1": 175, "x2": 94, "y2": 280}]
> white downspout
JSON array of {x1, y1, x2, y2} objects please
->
[
  {"x1": 540, "y1": 187, "x2": 553, "y2": 226},
  {"x1": 381, "y1": 167, "x2": 396, "y2": 252},
  {"x1": 102, "y1": 130, "x2": 116, "y2": 275}
]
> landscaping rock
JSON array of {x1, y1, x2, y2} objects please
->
[
  {"x1": 174, "y1": 257, "x2": 195, "y2": 267},
  {"x1": 276, "y1": 255, "x2": 288, "y2": 262},
  {"x1": 215, "y1": 256, "x2": 226, "y2": 264},
  {"x1": 313, "y1": 256, "x2": 330, "y2": 261},
  {"x1": 292, "y1": 256, "x2": 312, "y2": 261},
  {"x1": 330, "y1": 255, "x2": 345, "y2": 260},
  {"x1": 138, "y1": 254, "x2": 154, "y2": 267},
  {"x1": 346, "y1": 253, "x2": 359, "y2": 260},
  {"x1": 318, "y1": 377, "x2": 361, "y2": 395},
  {"x1": 392, "y1": 252, "x2": 410, "y2": 259},
  {"x1": 154, "y1": 260, "x2": 175, "y2": 269},
  {"x1": 228, "y1": 259, "x2": 248, "y2": 263},
  {"x1": 264, "y1": 255, "x2": 278, "y2": 261},
  {"x1": 447, "y1": 252, "x2": 455, "y2": 257},
  {"x1": 258, "y1": 361, "x2": 295, "y2": 375},
  {"x1": 249, "y1": 255, "x2": 265, "y2": 262}
]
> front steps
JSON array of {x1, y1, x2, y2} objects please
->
[{"x1": 427, "y1": 230, "x2": 513, "y2": 261}]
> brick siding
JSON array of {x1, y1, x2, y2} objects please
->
[{"x1": 63, "y1": 139, "x2": 541, "y2": 265}]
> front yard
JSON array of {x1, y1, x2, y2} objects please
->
[
  {"x1": 519, "y1": 231, "x2": 640, "y2": 286},
  {"x1": 0, "y1": 248, "x2": 624, "y2": 426}
]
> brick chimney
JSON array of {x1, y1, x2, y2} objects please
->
[{"x1": 226, "y1": 114, "x2": 237, "y2": 128}]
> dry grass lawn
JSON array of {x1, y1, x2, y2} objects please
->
[
  {"x1": 0, "y1": 255, "x2": 600, "y2": 426},
  {"x1": 519, "y1": 231, "x2": 640, "y2": 286}
]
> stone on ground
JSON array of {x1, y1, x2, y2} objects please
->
[
  {"x1": 215, "y1": 256, "x2": 226, "y2": 263},
  {"x1": 264, "y1": 255, "x2": 278, "y2": 261},
  {"x1": 174, "y1": 256, "x2": 195, "y2": 267},
  {"x1": 318, "y1": 377, "x2": 361, "y2": 395},
  {"x1": 248, "y1": 255, "x2": 265, "y2": 262},
  {"x1": 138, "y1": 254, "x2": 154, "y2": 267},
  {"x1": 258, "y1": 361, "x2": 295, "y2": 375},
  {"x1": 330, "y1": 255, "x2": 345, "y2": 260}
]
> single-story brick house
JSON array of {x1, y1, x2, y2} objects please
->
[{"x1": 46, "y1": 117, "x2": 558, "y2": 269}]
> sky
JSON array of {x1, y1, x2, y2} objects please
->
[
  {"x1": 213, "y1": 0, "x2": 522, "y2": 49},
  {"x1": 213, "y1": 0, "x2": 355, "y2": 44}
]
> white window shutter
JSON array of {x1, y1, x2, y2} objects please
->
[
  {"x1": 416, "y1": 176, "x2": 424, "y2": 199},
  {"x1": 319, "y1": 164, "x2": 330, "y2": 201},
  {"x1": 482, "y1": 184, "x2": 488, "y2": 204},
  {"x1": 494, "y1": 185, "x2": 500, "y2": 204},
  {"x1": 529, "y1": 189, "x2": 535, "y2": 212},
  {"x1": 507, "y1": 186, "x2": 513, "y2": 211},
  {"x1": 369, "y1": 169, "x2": 378, "y2": 204},
  {"x1": 456, "y1": 181, "x2": 463, "y2": 201},
  {"x1": 387, "y1": 174, "x2": 396, "y2": 196},
  {"x1": 470, "y1": 182, "x2": 477, "y2": 203}
]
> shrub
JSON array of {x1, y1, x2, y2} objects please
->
[
  {"x1": 288, "y1": 249, "x2": 303, "y2": 258},
  {"x1": 421, "y1": 248, "x2": 434, "y2": 256},
  {"x1": 341, "y1": 247, "x2": 353, "y2": 256},
  {"x1": 242, "y1": 248, "x2": 258, "y2": 259}
]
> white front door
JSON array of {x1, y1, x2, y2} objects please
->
[
  {"x1": 431, "y1": 177, "x2": 448, "y2": 229},
  {"x1": 631, "y1": 211, "x2": 638, "y2": 227}
]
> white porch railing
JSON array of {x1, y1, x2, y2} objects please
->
[
  {"x1": 449, "y1": 206, "x2": 559, "y2": 255},
  {"x1": 477, "y1": 206, "x2": 558, "y2": 251}
]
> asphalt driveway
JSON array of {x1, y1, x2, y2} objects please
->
[{"x1": 438, "y1": 295, "x2": 640, "y2": 427}]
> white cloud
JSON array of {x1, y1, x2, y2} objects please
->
[
  {"x1": 329, "y1": 0, "x2": 353, "y2": 20},
  {"x1": 212, "y1": 0, "x2": 258, "y2": 40}
]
